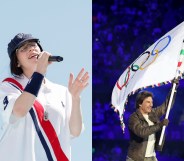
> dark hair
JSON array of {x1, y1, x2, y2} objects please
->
[
  {"x1": 10, "y1": 51, "x2": 23, "y2": 76},
  {"x1": 135, "y1": 91, "x2": 153, "y2": 109}
]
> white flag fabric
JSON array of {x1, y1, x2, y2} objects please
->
[{"x1": 111, "y1": 21, "x2": 184, "y2": 131}]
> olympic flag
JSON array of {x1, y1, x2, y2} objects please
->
[{"x1": 111, "y1": 21, "x2": 184, "y2": 131}]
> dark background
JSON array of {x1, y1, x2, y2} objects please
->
[{"x1": 92, "y1": 0, "x2": 184, "y2": 160}]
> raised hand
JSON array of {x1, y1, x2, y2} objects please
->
[{"x1": 68, "y1": 68, "x2": 89, "y2": 98}]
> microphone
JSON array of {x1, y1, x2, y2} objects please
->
[{"x1": 48, "y1": 56, "x2": 63, "y2": 62}]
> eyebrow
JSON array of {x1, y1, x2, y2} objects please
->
[
  {"x1": 19, "y1": 41, "x2": 36, "y2": 48},
  {"x1": 145, "y1": 100, "x2": 153, "y2": 103}
]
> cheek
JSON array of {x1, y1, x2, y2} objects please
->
[
  {"x1": 16, "y1": 53, "x2": 27, "y2": 65},
  {"x1": 16, "y1": 53, "x2": 21, "y2": 62},
  {"x1": 17, "y1": 55, "x2": 22, "y2": 61},
  {"x1": 36, "y1": 46, "x2": 41, "y2": 52}
]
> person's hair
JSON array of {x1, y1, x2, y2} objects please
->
[
  {"x1": 135, "y1": 91, "x2": 153, "y2": 109},
  {"x1": 10, "y1": 51, "x2": 23, "y2": 76}
]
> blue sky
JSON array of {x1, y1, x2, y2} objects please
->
[{"x1": 0, "y1": 0, "x2": 92, "y2": 160}]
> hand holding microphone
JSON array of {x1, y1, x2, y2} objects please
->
[{"x1": 36, "y1": 53, "x2": 63, "y2": 75}]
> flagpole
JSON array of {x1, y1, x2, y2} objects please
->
[
  {"x1": 159, "y1": 40, "x2": 184, "y2": 146},
  {"x1": 158, "y1": 82, "x2": 177, "y2": 146}
]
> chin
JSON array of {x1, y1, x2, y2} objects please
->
[{"x1": 146, "y1": 109, "x2": 151, "y2": 113}]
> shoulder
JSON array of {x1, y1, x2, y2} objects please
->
[
  {"x1": 129, "y1": 112, "x2": 137, "y2": 121},
  {"x1": 0, "y1": 78, "x2": 18, "y2": 93},
  {"x1": 129, "y1": 110, "x2": 143, "y2": 121},
  {"x1": 130, "y1": 109, "x2": 139, "y2": 117},
  {"x1": 1, "y1": 75, "x2": 27, "y2": 90}
]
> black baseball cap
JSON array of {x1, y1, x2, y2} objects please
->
[{"x1": 7, "y1": 33, "x2": 43, "y2": 58}]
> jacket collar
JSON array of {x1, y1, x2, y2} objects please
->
[
  {"x1": 135, "y1": 109, "x2": 145, "y2": 121},
  {"x1": 135, "y1": 109, "x2": 158, "y2": 123}
]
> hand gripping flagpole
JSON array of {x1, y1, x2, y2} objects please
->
[{"x1": 159, "y1": 39, "x2": 184, "y2": 146}]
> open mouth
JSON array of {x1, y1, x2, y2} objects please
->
[{"x1": 28, "y1": 54, "x2": 39, "y2": 59}]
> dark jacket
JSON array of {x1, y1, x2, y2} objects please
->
[{"x1": 127, "y1": 91, "x2": 176, "y2": 161}]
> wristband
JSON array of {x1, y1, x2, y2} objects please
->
[{"x1": 24, "y1": 72, "x2": 44, "y2": 97}]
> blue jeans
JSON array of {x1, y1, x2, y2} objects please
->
[{"x1": 126, "y1": 156, "x2": 158, "y2": 161}]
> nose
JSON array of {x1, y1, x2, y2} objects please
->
[{"x1": 28, "y1": 45, "x2": 37, "y2": 52}]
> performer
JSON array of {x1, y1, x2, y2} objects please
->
[
  {"x1": 126, "y1": 82, "x2": 178, "y2": 161},
  {"x1": 0, "y1": 33, "x2": 89, "y2": 161}
]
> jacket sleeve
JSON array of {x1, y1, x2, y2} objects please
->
[
  {"x1": 128, "y1": 114, "x2": 161, "y2": 138},
  {"x1": 0, "y1": 82, "x2": 20, "y2": 141}
]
